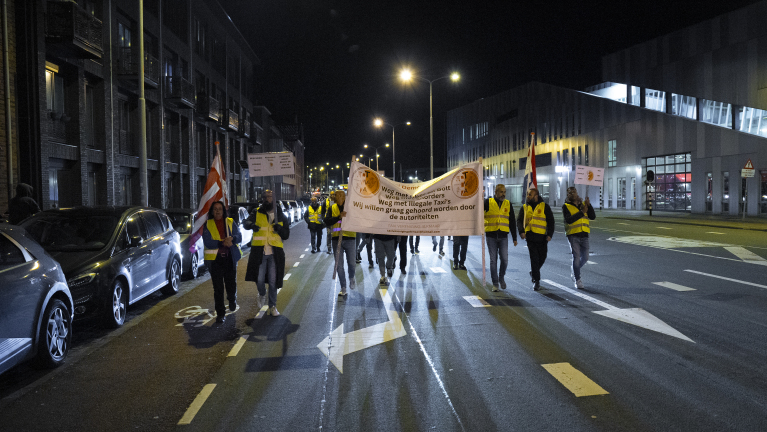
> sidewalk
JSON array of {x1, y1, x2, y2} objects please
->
[{"x1": 582, "y1": 208, "x2": 767, "y2": 231}]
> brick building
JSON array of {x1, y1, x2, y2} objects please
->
[{"x1": 0, "y1": 0, "x2": 304, "y2": 214}]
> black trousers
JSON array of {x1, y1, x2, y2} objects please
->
[
  {"x1": 409, "y1": 236, "x2": 420, "y2": 251},
  {"x1": 210, "y1": 255, "x2": 237, "y2": 316},
  {"x1": 453, "y1": 236, "x2": 468, "y2": 264},
  {"x1": 527, "y1": 241, "x2": 548, "y2": 283},
  {"x1": 395, "y1": 236, "x2": 408, "y2": 270},
  {"x1": 310, "y1": 228, "x2": 322, "y2": 250}
]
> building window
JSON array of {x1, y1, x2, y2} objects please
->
[
  {"x1": 671, "y1": 94, "x2": 697, "y2": 119},
  {"x1": 645, "y1": 88, "x2": 666, "y2": 112},
  {"x1": 45, "y1": 69, "x2": 65, "y2": 114},
  {"x1": 722, "y1": 171, "x2": 730, "y2": 212},
  {"x1": 738, "y1": 106, "x2": 767, "y2": 137},
  {"x1": 578, "y1": 146, "x2": 582, "y2": 166},
  {"x1": 642, "y1": 153, "x2": 692, "y2": 211},
  {"x1": 760, "y1": 171, "x2": 767, "y2": 214},
  {"x1": 563, "y1": 149, "x2": 569, "y2": 170},
  {"x1": 706, "y1": 172, "x2": 713, "y2": 212},
  {"x1": 608, "y1": 178, "x2": 613, "y2": 208},
  {"x1": 700, "y1": 99, "x2": 732, "y2": 128},
  {"x1": 629, "y1": 86, "x2": 640, "y2": 106},
  {"x1": 617, "y1": 177, "x2": 626, "y2": 208},
  {"x1": 585, "y1": 145, "x2": 589, "y2": 166},
  {"x1": 84, "y1": 84, "x2": 95, "y2": 148},
  {"x1": 608, "y1": 140, "x2": 617, "y2": 167}
]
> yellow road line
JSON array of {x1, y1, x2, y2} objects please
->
[
  {"x1": 228, "y1": 335, "x2": 249, "y2": 357},
  {"x1": 541, "y1": 363, "x2": 609, "y2": 397},
  {"x1": 178, "y1": 383, "x2": 217, "y2": 425}
]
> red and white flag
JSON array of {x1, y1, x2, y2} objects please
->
[
  {"x1": 523, "y1": 133, "x2": 538, "y2": 193},
  {"x1": 191, "y1": 142, "x2": 228, "y2": 241}
]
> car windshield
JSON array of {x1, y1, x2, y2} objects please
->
[
  {"x1": 167, "y1": 213, "x2": 193, "y2": 234},
  {"x1": 22, "y1": 214, "x2": 120, "y2": 251}
]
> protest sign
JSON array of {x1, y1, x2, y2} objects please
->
[
  {"x1": 574, "y1": 165, "x2": 604, "y2": 187},
  {"x1": 247, "y1": 152, "x2": 294, "y2": 177},
  {"x1": 343, "y1": 160, "x2": 484, "y2": 236}
]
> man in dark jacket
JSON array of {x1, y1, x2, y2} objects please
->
[
  {"x1": 516, "y1": 188, "x2": 555, "y2": 291},
  {"x1": 8, "y1": 183, "x2": 40, "y2": 224},
  {"x1": 562, "y1": 187, "x2": 596, "y2": 289},
  {"x1": 303, "y1": 196, "x2": 324, "y2": 253},
  {"x1": 243, "y1": 190, "x2": 290, "y2": 317}
]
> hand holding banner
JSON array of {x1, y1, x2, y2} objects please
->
[
  {"x1": 574, "y1": 165, "x2": 604, "y2": 187},
  {"x1": 343, "y1": 160, "x2": 484, "y2": 236}
]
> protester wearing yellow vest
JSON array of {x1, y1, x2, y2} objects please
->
[
  {"x1": 303, "y1": 196, "x2": 324, "y2": 253},
  {"x1": 243, "y1": 190, "x2": 290, "y2": 317},
  {"x1": 484, "y1": 185, "x2": 518, "y2": 291},
  {"x1": 516, "y1": 188, "x2": 555, "y2": 291},
  {"x1": 202, "y1": 201, "x2": 242, "y2": 324},
  {"x1": 562, "y1": 187, "x2": 596, "y2": 289},
  {"x1": 323, "y1": 190, "x2": 356, "y2": 296}
]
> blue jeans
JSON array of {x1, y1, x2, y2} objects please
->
[
  {"x1": 333, "y1": 236, "x2": 357, "y2": 288},
  {"x1": 257, "y1": 254, "x2": 278, "y2": 307},
  {"x1": 431, "y1": 236, "x2": 444, "y2": 251},
  {"x1": 486, "y1": 236, "x2": 508, "y2": 284},
  {"x1": 568, "y1": 236, "x2": 590, "y2": 281},
  {"x1": 374, "y1": 238, "x2": 396, "y2": 277}
]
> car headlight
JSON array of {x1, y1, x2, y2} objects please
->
[{"x1": 67, "y1": 273, "x2": 97, "y2": 288}]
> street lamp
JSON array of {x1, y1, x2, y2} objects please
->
[
  {"x1": 400, "y1": 68, "x2": 460, "y2": 180},
  {"x1": 374, "y1": 118, "x2": 410, "y2": 181},
  {"x1": 363, "y1": 143, "x2": 390, "y2": 172}
]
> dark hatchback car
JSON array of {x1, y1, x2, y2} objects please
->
[
  {"x1": 21, "y1": 207, "x2": 182, "y2": 328},
  {"x1": 0, "y1": 224, "x2": 73, "y2": 375},
  {"x1": 164, "y1": 209, "x2": 205, "y2": 279}
]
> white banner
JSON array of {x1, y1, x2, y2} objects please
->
[
  {"x1": 574, "y1": 165, "x2": 604, "y2": 187},
  {"x1": 247, "y1": 152, "x2": 295, "y2": 177},
  {"x1": 343, "y1": 161, "x2": 484, "y2": 236}
]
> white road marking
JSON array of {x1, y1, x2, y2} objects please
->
[
  {"x1": 543, "y1": 279, "x2": 694, "y2": 342},
  {"x1": 317, "y1": 288, "x2": 407, "y2": 373},
  {"x1": 586, "y1": 261, "x2": 597, "y2": 265},
  {"x1": 463, "y1": 295, "x2": 491, "y2": 307},
  {"x1": 657, "y1": 227, "x2": 672, "y2": 230},
  {"x1": 724, "y1": 246, "x2": 767, "y2": 266},
  {"x1": 541, "y1": 363, "x2": 609, "y2": 397},
  {"x1": 707, "y1": 232, "x2": 726, "y2": 235},
  {"x1": 652, "y1": 281, "x2": 696, "y2": 292},
  {"x1": 305, "y1": 248, "x2": 310, "y2": 251},
  {"x1": 228, "y1": 335, "x2": 249, "y2": 356},
  {"x1": 283, "y1": 273, "x2": 291, "y2": 280},
  {"x1": 293, "y1": 262, "x2": 300, "y2": 267},
  {"x1": 300, "y1": 254, "x2": 305, "y2": 258},
  {"x1": 430, "y1": 267, "x2": 447, "y2": 273},
  {"x1": 617, "y1": 223, "x2": 630, "y2": 225},
  {"x1": 178, "y1": 384, "x2": 217, "y2": 425},
  {"x1": 684, "y1": 270, "x2": 767, "y2": 289}
]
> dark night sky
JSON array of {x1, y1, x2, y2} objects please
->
[{"x1": 221, "y1": 0, "x2": 758, "y2": 178}]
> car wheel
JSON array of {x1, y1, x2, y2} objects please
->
[
  {"x1": 162, "y1": 258, "x2": 181, "y2": 295},
  {"x1": 34, "y1": 298, "x2": 71, "y2": 368},
  {"x1": 105, "y1": 279, "x2": 127, "y2": 328},
  {"x1": 189, "y1": 254, "x2": 199, "y2": 279}
]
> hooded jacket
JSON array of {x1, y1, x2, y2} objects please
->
[{"x1": 8, "y1": 183, "x2": 41, "y2": 224}]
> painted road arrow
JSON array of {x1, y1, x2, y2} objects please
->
[
  {"x1": 542, "y1": 279, "x2": 694, "y2": 343},
  {"x1": 317, "y1": 288, "x2": 407, "y2": 373}
]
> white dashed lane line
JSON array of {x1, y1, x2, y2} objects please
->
[
  {"x1": 300, "y1": 254, "x2": 305, "y2": 258},
  {"x1": 652, "y1": 281, "x2": 696, "y2": 291},
  {"x1": 293, "y1": 262, "x2": 300, "y2": 267}
]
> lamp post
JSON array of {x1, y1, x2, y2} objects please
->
[
  {"x1": 363, "y1": 143, "x2": 390, "y2": 172},
  {"x1": 400, "y1": 68, "x2": 460, "y2": 180},
  {"x1": 374, "y1": 118, "x2": 410, "y2": 181}
]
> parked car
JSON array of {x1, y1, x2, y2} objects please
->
[
  {"x1": 287, "y1": 201, "x2": 301, "y2": 222},
  {"x1": 0, "y1": 223, "x2": 73, "y2": 374},
  {"x1": 227, "y1": 204, "x2": 253, "y2": 248},
  {"x1": 164, "y1": 209, "x2": 205, "y2": 279},
  {"x1": 21, "y1": 207, "x2": 182, "y2": 328},
  {"x1": 279, "y1": 200, "x2": 294, "y2": 223}
]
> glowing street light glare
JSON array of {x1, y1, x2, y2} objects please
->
[
  {"x1": 385, "y1": 143, "x2": 390, "y2": 147},
  {"x1": 450, "y1": 72, "x2": 460, "y2": 82},
  {"x1": 374, "y1": 118, "x2": 383, "y2": 127},
  {"x1": 400, "y1": 69, "x2": 412, "y2": 81},
  {"x1": 406, "y1": 121, "x2": 411, "y2": 125},
  {"x1": 364, "y1": 144, "x2": 369, "y2": 148}
]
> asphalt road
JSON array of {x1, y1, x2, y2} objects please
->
[{"x1": 1, "y1": 213, "x2": 766, "y2": 431}]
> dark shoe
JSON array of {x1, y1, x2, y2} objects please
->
[
  {"x1": 369, "y1": 262, "x2": 374, "y2": 269},
  {"x1": 458, "y1": 263, "x2": 467, "y2": 270},
  {"x1": 500, "y1": 280, "x2": 507, "y2": 290},
  {"x1": 491, "y1": 283, "x2": 500, "y2": 292},
  {"x1": 356, "y1": 254, "x2": 362, "y2": 264},
  {"x1": 215, "y1": 315, "x2": 226, "y2": 324},
  {"x1": 439, "y1": 250, "x2": 445, "y2": 256},
  {"x1": 400, "y1": 269, "x2": 407, "y2": 275},
  {"x1": 529, "y1": 271, "x2": 534, "y2": 283},
  {"x1": 452, "y1": 262, "x2": 459, "y2": 270},
  {"x1": 387, "y1": 268, "x2": 393, "y2": 277},
  {"x1": 433, "y1": 244, "x2": 437, "y2": 252},
  {"x1": 410, "y1": 249, "x2": 415, "y2": 254},
  {"x1": 533, "y1": 281, "x2": 541, "y2": 291},
  {"x1": 311, "y1": 249, "x2": 316, "y2": 254},
  {"x1": 229, "y1": 301, "x2": 237, "y2": 312},
  {"x1": 415, "y1": 248, "x2": 420, "y2": 254},
  {"x1": 327, "y1": 250, "x2": 333, "y2": 255}
]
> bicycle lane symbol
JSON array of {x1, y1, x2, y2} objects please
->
[{"x1": 174, "y1": 305, "x2": 240, "y2": 327}]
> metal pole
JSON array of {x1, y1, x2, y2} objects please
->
[
  {"x1": 742, "y1": 179, "x2": 747, "y2": 221},
  {"x1": 392, "y1": 127, "x2": 395, "y2": 181},
  {"x1": 138, "y1": 0, "x2": 148, "y2": 205},
  {"x1": 2, "y1": 0, "x2": 13, "y2": 202},
  {"x1": 429, "y1": 81, "x2": 434, "y2": 180}
]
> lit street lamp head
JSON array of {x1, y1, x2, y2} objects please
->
[
  {"x1": 451, "y1": 72, "x2": 460, "y2": 82},
  {"x1": 374, "y1": 118, "x2": 383, "y2": 127},
  {"x1": 400, "y1": 69, "x2": 412, "y2": 82}
]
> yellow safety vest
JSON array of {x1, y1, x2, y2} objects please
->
[
  {"x1": 484, "y1": 198, "x2": 511, "y2": 233},
  {"x1": 250, "y1": 212, "x2": 284, "y2": 248},
  {"x1": 307, "y1": 205, "x2": 321, "y2": 224},
  {"x1": 523, "y1": 202, "x2": 547, "y2": 235},
  {"x1": 204, "y1": 218, "x2": 242, "y2": 261},
  {"x1": 330, "y1": 204, "x2": 355, "y2": 238},
  {"x1": 564, "y1": 203, "x2": 590, "y2": 235}
]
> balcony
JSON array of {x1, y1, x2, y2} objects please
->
[
  {"x1": 164, "y1": 76, "x2": 195, "y2": 109},
  {"x1": 240, "y1": 112, "x2": 251, "y2": 138},
  {"x1": 221, "y1": 109, "x2": 239, "y2": 132},
  {"x1": 115, "y1": 47, "x2": 160, "y2": 88},
  {"x1": 195, "y1": 94, "x2": 220, "y2": 123},
  {"x1": 45, "y1": 0, "x2": 103, "y2": 59}
]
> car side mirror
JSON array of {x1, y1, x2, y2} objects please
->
[{"x1": 130, "y1": 236, "x2": 143, "y2": 248}]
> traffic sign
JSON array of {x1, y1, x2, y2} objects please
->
[{"x1": 742, "y1": 159, "x2": 755, "y2": 178}]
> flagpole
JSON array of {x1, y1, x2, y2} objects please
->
[{"x1": 479, "y1": 157, "x2": 486, "y2": 289}]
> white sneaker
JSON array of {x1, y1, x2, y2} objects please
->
[
  {"x1": 576, "y1": 279, "x2": 584, "y2": 289},
  {"x1": 269, "y1": 306, "x2": 280, "y2": 316}
]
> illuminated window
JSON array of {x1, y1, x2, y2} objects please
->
[
  {"x1": 700, "y1": 99, "x2": 732, "y2": 128},
  {"x1": 607, "y1": 140, "x2": 617, "y2": 167},
  {"x1": 645, "y1": 89, "x2": 666, "y2": 112},
  {"x1": 671, "y1": 94, "x2": 696, "y2": 119}
]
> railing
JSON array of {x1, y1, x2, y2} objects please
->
[
  {"x1": 46, "y1": 0, "x2": 103, "y2": 59},
  {"x1": 164, "y1": 76, "x2": 195, "y2": 108},
  {"x1": 196, "y1": 95, "x2": 220, "y2": 122},
  {"x1": 226, "y1": 109, "x2": 239, "y2": 132},
  {"x1": 115, "y1": 47, "x2": 160, "y2": 88}
]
